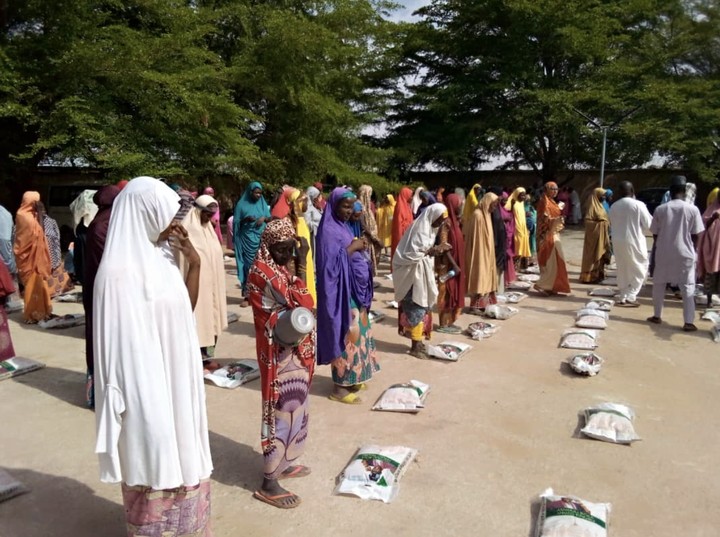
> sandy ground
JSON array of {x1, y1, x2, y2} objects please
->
[{"x1": 1, "y1": 227, "x2": 719, "y2": 537}]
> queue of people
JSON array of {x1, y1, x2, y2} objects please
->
[{"x1": 0, "y1": 172, "x2": 716, "y2": 534}]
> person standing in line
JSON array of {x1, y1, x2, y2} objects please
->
[
  {"x1": 499, "y1": 193, "x2": 516, "y2": 285},
  {"x1": 83, "y1": 185, "x2": 121, "y2": 408},
  {"x1": 247, "y1": 219, "x2": 315, "y2": 510},
  {"x1": 525, "y1": 195, "x2": 538, "y2": 261},
  {"x1": 436, "y1": 194, "x2": 465, "y2": 333},
  {"x1": 0, "y1": 204, "x2": 19, "y2": 305},
  {"x1": 316, "y1": 188, "x2": 379, "y2": 404},
  {"x1": 569, "y1": 187, "x2": 582, "y2": 225},
  {"x1": 647, "y1": 176, "x2": 704, "y2": 331},
  {"x1": 13, "y1": 192, "x2": 53, "y2": 323},
  {"x1": 462, "y1": 184, "x2": 483, "y2": 231},
  {"x1": 506, "y1": 187, "x2": 531, "y2": 269},
  {"x1": 376, "y1": 194, "x2": 395, "y2": 257},
  {"x1": 534, "y1": 182, "x2": 571, "y2": 296},
  {"x1": 233, "y1": 181, "x2": 271, "y2": 305},
  {"x1": 579, "y1": 188, "x2": 612, "y2": 284},
  {"x1": 178, "y1": 195, "x2": 228, "y2": 371},
  {"x1": 202, "y1": 186, "x2": 224, "y2": 243},
  {"x1": 697, "y1": 188, "x2": 720, "y2": 308},
  {"x1": 390, "y1": 187, "x2": 414, "y2": 265},
  {"x1": 393, "y1": 203, "x2": 448, "y2": 357},
  {"x1": 93, "y1": 177, "x2": 213, "y2": 537},
  {"x1": 304, "y1": 186, "x2": 323, "y2": 254},
  {"x1": 288, "y1": 189, "x2": 316, "y2": 302},
  {"x1": 608, "y1": 181, "x2": 652, "y2": 307},
  {"x1": 358, "y1": 185, "x2": 382, "y2": 274},
  {"x1": 466, "y1": 192, "x2": 499, "y2": 313},
  {"x1": 69, "y1": 189, "x2": 98, "y2": 285},
  {"x1": 37, "y1": 201, "x2": 74, "y2": 297}
]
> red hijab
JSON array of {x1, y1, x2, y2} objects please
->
[
  {"x1": 443, "y1": 193, "x2": 466, "y2": 309},
  {"x1": 271, "y1": 187, "x2": 293, "y2": 219},
  {"x1": 391, "y1": 187, "x2": 414, "y2": 262}
]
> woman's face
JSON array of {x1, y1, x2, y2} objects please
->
[
  {"x1": 336, "y1": 197, "x2": 355, "y2": 222},
  {"x1": 473, "y1": 186, "x2": 483, "y2": 198},
  {"x1": 420, "y1": 194, "x2": 430, "y2": 207},
  {"x1": 312, "y1": 195, "x2": 323, "y2": 209},
  {"x1": 547, "y1": 186, "x2": 558, "y2": 199},
  {"x1": 431, "y1": 215, "x2": 447, "y2": 228},
  {"x1": 252, "y1": 188, "x2": 263, "y2": 201},
  {"x1": 269, "y1": 239, "x2": 295, "y2": 266},
  {"x1": 297, "y1": 195, "x2": 308, "y2": 213},
  {"x1": 518, "y1": 192, "x2": 527, "y2": 202}
]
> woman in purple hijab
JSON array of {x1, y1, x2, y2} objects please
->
[
  {"x1": 499, "y1": 192, "x2": 516, "y2": 285},
  {"x1": 316, "y1": 188, "x2": 379, "y2": 404},
  {"x1": 83, "y1": 185, "x2": 121, "y2": 408}
]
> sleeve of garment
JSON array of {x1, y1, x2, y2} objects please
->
[
  {"x1": 650, "y1": 209, "x2": 660, "y2": 235},
  {"x1": 691, "y1": 207, "x2": 705, "y2": 235},
  {"x1": 640, "y1": 204, "x2": 653, "y2": 233},
  {"x1": 94, "y1": 384, "x2": 126, "y2": 483}
]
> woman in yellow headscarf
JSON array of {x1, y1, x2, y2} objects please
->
[
  {"x1": 376, "y1": 194, "x2": 395, "y2": 254},
  {"x1": 707, "y1": 187, "x2": 719, "y2": 209},
  {"x1": 462, "y1": 184, "x2": 483, "y2": 230},
  {"x1": 579, "y1": 187, "x2": 611, "y2": 283},
  {"x1": 289, "y1": 189, "x2": 316, "y2": 302},
  {"x1": 505, "y1": 187, "x2": 531, "y2": 266}
]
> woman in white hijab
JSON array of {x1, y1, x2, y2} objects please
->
[
  {"x1": 392, "y1": 203, "x2": 449, "y2": 358},
  {"x1": 178, "y1": 194, "x2": 228, "y2": 371},
  {"x1": 93, "y1": 177, "x2": 213, "y2": 537}
]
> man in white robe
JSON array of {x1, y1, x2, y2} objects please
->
[
  {"x1": 647, "y1": 176, "x2": 704, "y2": 331},
  {"x1": 609, "y1": 181, "x2": 652, "y2": 307}
]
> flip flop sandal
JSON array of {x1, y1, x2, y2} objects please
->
[
  {"x1": 253, "y1": 490, "x2": 301, "y2": 509},
  {"x1": 328, "y1": 392, "x2": 362, "y2": 404},
  {"x1": 278, "y1": 465, "x2": 311, "y2": 480}
]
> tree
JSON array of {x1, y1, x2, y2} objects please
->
[
  {"x1": 384, "y1": 0, "x2": 720, "y2": 182},
  {"x1": 0, "y1": 0, "x2": 258, "y2": 180}
]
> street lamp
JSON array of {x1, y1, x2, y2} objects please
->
[{"x1": 572, "y1": 107, "x2": 640, "y2": 188}]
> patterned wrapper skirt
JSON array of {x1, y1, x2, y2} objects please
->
[
  {"x1": 332, "y1": 300, "x2": 380, "y2": 386},
  {"x1": 122, "y1": 480, "x2": 212, "y2": 537}
]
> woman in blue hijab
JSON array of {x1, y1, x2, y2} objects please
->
[{"x1": 233, "y1": 182, "x2": 271, "y2": 303}]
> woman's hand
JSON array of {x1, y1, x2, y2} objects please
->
[
  {"x1": 169, "y1": 224, "x2": 200, "y2": 265},
  {"x1": 255, "y1": 216, "x2": 266, "y2": 227},
  {"x1": 347, "y1": 238, "x2": 367, "y2": 254}
]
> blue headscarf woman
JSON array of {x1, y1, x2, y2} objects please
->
[
  {"x1": 233, "y1": 181, "x2": 271, "y2": 303},
  {"x1": 316, "y1": 188, "x2": 379, "y2": 404}
]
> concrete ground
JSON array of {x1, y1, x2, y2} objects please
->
[{"x1": 1, "y1": 227, "x2": 718, "y2": 536}]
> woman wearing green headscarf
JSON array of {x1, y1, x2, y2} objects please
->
[{"x1": 233, "y1": 182, "x2": 271, "y2": 304}]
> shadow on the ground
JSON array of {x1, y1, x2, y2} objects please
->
[
  {"x1": 225, "y1": 318, "x2": 256, "y2": 338},
  {"x1": 7, "y1": 311, "x2": 86, "y2": 340},
  {"x1": 208, "y1": 430, "x2": 261, "y2": 493},
  {"x1": 0, "y1": 468, "x2": 123, "y2": 537},
  {"x1": 12, "y1": 366, "x2": 87, "y2": 408}
]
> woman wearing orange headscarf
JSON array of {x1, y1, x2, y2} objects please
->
[
  {"x1": 534, "y1": 182, "x2": 571, "y2": 295},
  {"x1": 390, "y1": 187, "x2": 414, "y2": 266},
  {"x1": 13, "y1": 192, "x2": 53, "y2": 322}
]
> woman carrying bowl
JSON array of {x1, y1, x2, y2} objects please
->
[{"x1": 247, "y1": 219, "x2": 316, "y2": 509}]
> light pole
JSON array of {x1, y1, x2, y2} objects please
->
[{"x1": 572, "y1": 107, "x2": 640, "y2": 188}]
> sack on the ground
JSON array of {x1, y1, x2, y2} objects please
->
[
  {"x1": 466, "y1": 321, "x2": 499, "y2": 341},
  {"x1": 534, "y1": 488, "x2": 611, "y2": 537},
  {"x1": 496, "y1": 292, "x2": 528, "y2": 304},
  {"x1": 567, "y1": 353, "x2": 604, "y2": 376},
  {"x1": 712, "y1": 323, "x2": 720, "y2": 343},
  {"x1": 372, "y1": 380, "x2": 430, "y2": 413},
  {"x1": 0, "y1": 468, "x2": 29, "y2": 503},
  {"x1": 38, "y1": 314, "x2": 85, "y2": 329},
  {"x1": 523, "y1": 265, "x2": 540, "y2": 274},
  {"x1": 56, "y1": 292, "x2": 83, "y2": 303},
  {"x1": 560, "y1": 329, "x2": 599, "y2": 350},
  {"x1": 0, "y1": 357, "x2": 45, "y2": 381},
  {"x1": 575, "y1": 315, "x2": 608, "y2": 329},
  {"x1": 600, "y1": 277, "x2": 617, "y2": 286},
  {"x1": 204, "y1": 359, "x2": 260, "y2": 389},
  {"x1": 585, "y1": 299, "x2": 614, "y2": 311},
  {"x1": 517, "y1": 273, "x2": 540, "y2": 282},
  {"x1": 576, "y1": 309, "x2": 609, "y2": 320},
  {"x1": 701, "y1": 309, "x2": 720, "y2": 322},
  {"x1": 425, "y1": 341, "x2": 472, "y2": 361},
  {"x1": 581, "y1": 403, "x2": 641, "y2": 444},
  {"x1": 588, "y1": 288, "x2": 615, "y2": 297},
  {"x1": 334, "y1": 445, "x2": 417, "y2": 503},
  {"x1": 483, "y1": 304, "x2": 519, "y2": 320}
]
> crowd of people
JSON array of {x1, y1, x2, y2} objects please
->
[{"x1": 0, "y1": 173, "x2": 715, "y2": 534}]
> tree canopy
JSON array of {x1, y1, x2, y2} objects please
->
[{"x1": 383, "y1": 0, "x2": 720, "y2": 182}]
